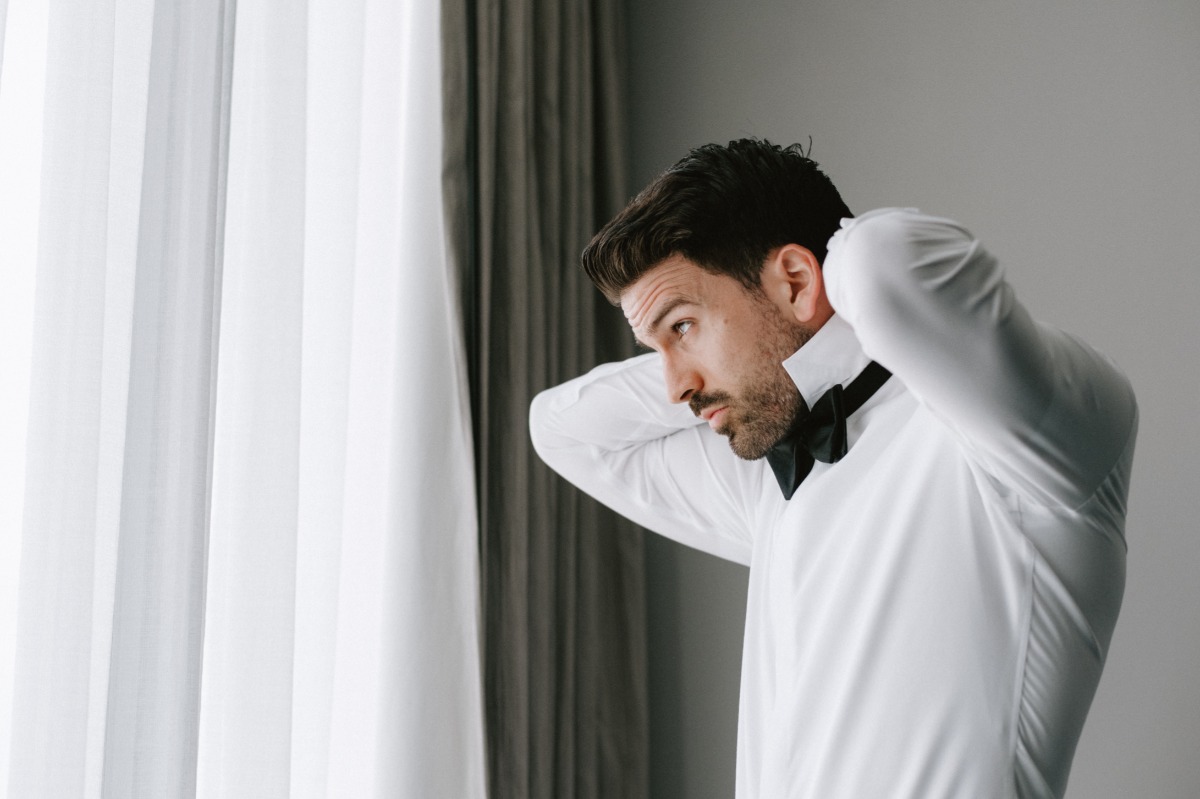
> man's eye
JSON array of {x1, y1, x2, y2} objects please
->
[{"x1": 673, "y1": 320, "x2": 693, "y2": 337}]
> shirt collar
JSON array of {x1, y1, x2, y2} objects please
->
[{"x1": 781, "y1": 313, "x2": 871, "y2": 406}]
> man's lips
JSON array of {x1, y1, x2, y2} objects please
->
[{"x1": 701, "y1": 406, "x2": 729, "y2": 429}]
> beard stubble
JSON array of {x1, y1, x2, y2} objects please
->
[{"x1": 688, "y1": 295, "x2": 815, "y2": 460}]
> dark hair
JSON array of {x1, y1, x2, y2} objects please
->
[{"x1": 582, "y1": 138, "x2": 852, "y2": 303}]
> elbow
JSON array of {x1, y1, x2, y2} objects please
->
[
  {"x1": 528, "y1": 386, "x2": 579, "y2": 471},
  {"x1": 527, "y1": 388, "x2": 555, "y2": 460}
]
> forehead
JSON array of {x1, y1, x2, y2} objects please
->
[{"x1": 619, "y1": 256, "x2": 710, "y2": 334}]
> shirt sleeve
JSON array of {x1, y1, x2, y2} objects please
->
[
  {"x1": 529, "y1": 353, "x2": 761, "y2": 565},
  {"x1": 823, "y1": 208, "x2": 1138, "y2": 511}
]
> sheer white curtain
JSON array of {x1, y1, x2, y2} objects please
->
[{"x1": 0, "y1": 0, "x2": 486, "y2": 796}]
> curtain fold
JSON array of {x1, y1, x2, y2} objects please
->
[
  {"x1": 443, "y1": 1, "x2": 649, "y2": 797},
  {"x1": 0, "y1": 0, "x2": 48, "y2": 788},
  {"x1": 1, "y1": 0, "x2": 486, "y2": 796}
]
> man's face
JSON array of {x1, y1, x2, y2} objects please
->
[{"x1": 621, "y1": 255, "x2": 814, "y2": 460}]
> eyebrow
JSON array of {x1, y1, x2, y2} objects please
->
[{"x1": 642, "y1": 296, "x2": 696, "y2": 341}]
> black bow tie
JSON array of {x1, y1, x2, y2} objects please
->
[{"x1": 765, "y1": 361, "x2": 892, "y2": 500}]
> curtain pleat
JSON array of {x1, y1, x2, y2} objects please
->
[
  {"x1": 0, "y1": 0, "x2": 47, "y2": 788},
  {"x1": 197, "y1": 0, "x2": 486, "y2": 796},
  {"x1": 443, "y1": 0, "x2": 649, "y2": 797},
  {"x1": 101, "y1": 0, "x2": 234, "y2": 794},
  {"x1": 0, "y1": 0, "x2": 8, "y2": 73},
  {"x1": 196, "y1": 0, "x2": 307, "y2": 789},
  {"x1": 9, "y1": 0, "x2": 215, "y2": 793}
]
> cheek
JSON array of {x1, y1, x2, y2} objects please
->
[
  {"x1": 709, "y1": 344, "x2": 758, "y2": 390},
  {"x1": 700, "y1": 313, "x2": 774, "y2": 386},
  {"x1": 729, "y1": 328, "x2": 772, "y2": 367}
]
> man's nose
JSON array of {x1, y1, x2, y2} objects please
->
[{"x1": 663, "y1": 356, "x2": 701, "y2": 404}]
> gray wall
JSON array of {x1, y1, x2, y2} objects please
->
[{"x1": 627, "y1": 1, "x2": 1200, "y2": 797}]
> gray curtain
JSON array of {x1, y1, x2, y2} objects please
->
[{"x1": 441, "y1": 1, "x2": 649, "y2": 798}]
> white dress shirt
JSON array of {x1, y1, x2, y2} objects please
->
[{"x1": 529, "y1": 208, "x2": 1138, "y2": 798}]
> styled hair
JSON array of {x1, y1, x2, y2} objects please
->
[{"x1": 581, "y1": 138, "x2": 852, "y2": 303}]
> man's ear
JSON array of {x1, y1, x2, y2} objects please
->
[{"x1": 762, "y1": 244, "x2": 834, "y2": 325}]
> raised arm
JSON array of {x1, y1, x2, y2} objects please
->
[
  {"x1": 529, "y1": 353, "x2": 760, "y2": 564},
  {"x1": 823, "y1": 208, "x2": 1137, "y2": 511}
]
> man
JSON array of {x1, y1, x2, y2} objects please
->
[{"x1": 529, "y1": 139, "x2": 1137, "y2": 798}]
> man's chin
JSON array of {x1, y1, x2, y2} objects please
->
[
  {"x1": 723, "y1": 420, "x2": 793, "y2": 461},
  {"x1": 726, "y1": 433, "x2": 773, "y2": 462}
]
